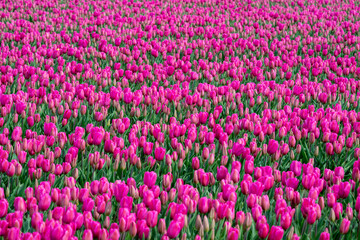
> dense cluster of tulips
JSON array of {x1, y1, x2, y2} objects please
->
[{"x1": 1, "y1": 0, "x2": 360, "y2": 239}]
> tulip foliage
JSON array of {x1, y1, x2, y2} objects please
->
[{"x1": 1, "y1": 0, "x2": 360, "y2": 239}]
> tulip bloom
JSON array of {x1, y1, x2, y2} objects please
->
[
  {"x1": 268, "y1": 226, "x2": 284, "y2": 240},
  {"x1": 154, "y1": 147, "x2": 166, "y2": 161},
  {"x1": 227, "y1": 228, "x2": 239, "y2": 240},
  {"x1": 340, "y1": 218, "x2": 350, "y2": 234},
  {"x1": 267, "y1": 139, "x2": 279, "y2": 155},
  {"x1": 144, "y1": 171, "x2": 157, "y2": 188},
  {"x1": 167, "y1": 220, "x2": 182, "y2": 239}
]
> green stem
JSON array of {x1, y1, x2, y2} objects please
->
[{"x1": 301, "y1": 221, "x2": 308, "y2": 236}]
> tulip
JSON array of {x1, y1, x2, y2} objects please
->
[
  {"x1": 319, "y1": 230, "x2": 330, "y2": 240},
  {"x1": 267, "y1": 139, "x2": 279, "y2": 155},
  {"x1": 11, "y1": 126, "x2": 22, "y2": 142},
  {"x1": 268, "y1": 226, "x2": 284, "y2": 240},
  {"x1": 227, "y1": 228, "x2": 239, "y2": 240},
  {"x1": 0, "y1": 199, "x2": 8, "y2": 218},
  {"x1": 167, "y1": 220, "x2": 182, "y2": 239},
  {"x1": 38, "y1": 194, "x2": 51, "y2": 211},
  {"x1": 232, "y1": 142, "x2": 243, "y2": 157},
  {"x1": 280, "y1": 212, "x2": 292, "y2": 230},
  {"x1": 14, "y1": 197, "x2": 26, "y2": 213},
  {"x1": 154, "y1": 147, "x2": 166, "y2": 161},
  {"x1": 346, "y1": 204, "x2": 353, "y2": 220},
  {"x1": 198, "y1": 197, "x2": 209, "y2": 214},
  {"x1": 340, "y1": 218, "x2": 350, "y2": 234},
  {"x1": 146, "y1": 210, "x2": 158, "y2": 228},
  {"x1": 144, "y1": 171, "x2": 157, "y2": 188},
  {"x1": 258, "y1": 223, "x2": 269, "y2": 239},
  {"x1": 7, "y1": 228, "x2": 20, "y2": 240},
  {"x1": 83, "y1": 229, "x2": 93, "y2": 240}
]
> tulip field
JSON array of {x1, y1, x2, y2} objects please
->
[{"x1": 2, "y1": 0, "x2": 360, "y2": 239}]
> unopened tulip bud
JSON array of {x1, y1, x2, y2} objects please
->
[
  {"x1": 120, "y1": 158, "x2": 126, "y2": 170},
  {"x1": 5, "y1": 187, "x2": 10, "y2": 198},
  {"x1": 136, "y1": 159, "x2": 142, "y2": 169},
  {"x1": 209, "y1": 208, "x2": 215, "y2": 219},
  {"x1": 81, "y1": 105, "x2": 87, "y2": 115},
  {"x1": 199, "y1": 224, "x2": 204, "y2": 237},
  {"x1": 346, "y1": 204, "x2": 353, "y2": 221},
  {"x1": 329, "y1": 209, "x2": 336, "y2": 222},
  {"x1": 290, "y1": 150, "x2": 295, "y2": 160},
  {"x1": 193, "y1": 172, "x2": 199, "y2": 184},
  {"x1": 129, "y1": 222, "x2": 137, "y2": 237},
  {"x1": 203, "y1": 216, "x2": 210, "y2": 232},
  {"x1": 208, "y1": 153, "x2": 215, "y2": 165},
  {"x1": 104, "y1": 216, "x2": 110, "y2": 229},
  {"x1": 72, "y1": 168, "x2": 79, "y2": 179},
  {"x1": 15, "y1": 164, "x2": 22, "y2": 176},
  {"x1": 196, "y1": 215, "x2": 202, "y2": 230},
  {"x1": 319, "y1": 197, "x2": 325, "y2": 210},
  {"x1": 314, "y1": 146, "x2": 319, "y2": 156},
  {"x1": 244, "y1": 213, "x2": 252, "y2": 229},
  {"x1": 169, "y1": 188, "x2": 176, "y2": 202},
  {"x1": 209, "y1": 173, "x2": 216, "y2": 186},
  {"x1": 105, "y1": 201, "x2": 112, "y2": 216},
  {"x1": 287, "y1": 227, "x2": 294, "y2": 240},
  {"x1": 178, "y1": 158, "x2": 183, "y2": 170},
  {"x1": 221, "y1": 155, "x2": 228, "y2": 165},
  {"x1": 261, "y1": 195, "x2": 270, "y2": 211},
  {"x1": 184, "y1": 215, "x2": 189, "y2": 228}
]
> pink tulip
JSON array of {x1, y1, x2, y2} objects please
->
[
  {"x1": 319, "y1": 231, "x2": 330, "y2": 240},
  {"x1": 167, "y1": 220, "x2": 182, "y2": 239},
  {"x1": 256, "y1": 221, "x2": 269, "y2": 238},
  {"x1": 154, "y1": 147, "x2": 166, "y2": 161},
  {"x1": 340, "y1": 218, "x2": 350, "y2": 234},
  {"x1": 0, "y1": 199, "x2": 8, "y2": 218},
  {"x1": 268, "y1": 226, "x2": 284, "y2": 240},
  {"x1": 83, "y1": 229, "x2": 93, "y2": 240},
  {"x1": 144, "y1": 171, "x2": 157, "y2": 188},
  {"x1": 227, "y1": 228, "x2": 239, "y2": 240},
  {"x1": 267, "y1": 139, "x2": 279, "y2": 155},
  {"x1": 11, "y1": 126, "x2": 22, "y2": 142},
  {"x1": 7, "y1": 228, "x2": 20, "y2": 240}
]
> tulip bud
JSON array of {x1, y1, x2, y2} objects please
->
[
  {"x1": 209, "y1": 208, "x2": 215, "y2": 219},
  {"x1": 169, "y1": 188, "x2": 176, "y2": 202},
  {"x1": 5, "y1": 187, "x2": 10, "y2": 198},
  {"x1": 104, "y1": 216, "x2": 110, "y2": 229},
  {"x1": 346, "y1": 204, "x2": 353, "y2": 221},
  {"x1": 199, "y1": 225, "x2": 204, "y2": 238},
  {"x1": 203, "y1": 216, "x2": 210, "y2": 232},
  {"x1": 340, "y1": 218, "x2": 350, "y2": 234},
  {"x1": 120, "y1": 158, "x2": 126, "y2": 170},
  {"x1": 196, "y1": 215, "x2": 202, "y2": 231},
  {"x1": 287, "y1": 227, "x2": 294, "y2": 240},
  {"x1": 105, "y1": 201, "x2": 112, "y2": 216},
  {"x1": 290, "y1": 150, "x2": 295, "y2": 160},
  {"x1": 178, "y1": 158, "x2": 183, "y2": 170},
  {"x1": 314, "y1": 146, "x2": 319, "y2": 156},
  {"x1": 329, "y1": 209, "x2": 336, "y2": 222},
  {"x1": 208, "y1": 153, "x2": 215, "y2": 165},
  {"x1": 158, "y1": 218, "x2": 166, "y2": 234},
  {"x1": 129, "y1": 222, "x2": 137, "y2": 237},
  {"x1": 72, "y1": 168, "x2": 79, "y2": 179},
  {"x1": 244, "y1": 212, "x2": 252, "y2": 229},
  {"x1": 136, "y1": 158, "x2": 142, "y2": 169}
]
